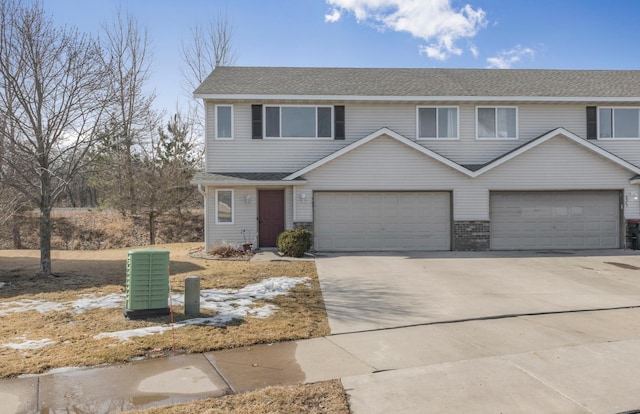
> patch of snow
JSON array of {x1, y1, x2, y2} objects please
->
[
  {"x1": 0, "y1": 299, "x2": 67, "y2": 315},
  {"x1": 0, "y1": 282, "x2": 6, "y2": 288},
  {"x1": 2, "y1": 338, "x2": 55, "y2": 350},
  {"x1": 69, "y1": 293, "x2": 125, "y2": 313},
  {"x1": 96, "y1": 276, "x2": 307, "y2": 341},
  {"x1": 0, "y1": 294, "x2": 125, "y2": 316}
]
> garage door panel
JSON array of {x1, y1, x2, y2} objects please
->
[
  {"x1": 491, "y1": 191, "x2": 620, "y2": 250},
  {"x1": 314, "y1": 192, "x2": 450, "y2": 251}
]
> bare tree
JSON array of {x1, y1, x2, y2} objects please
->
[
  {"x1": 180, "y1": 13, "x2": 236, "y2": 140},
  {"x1": 138, "y1": 112, "x2": 200, "y2": 244},
  {"x1": 0, "y1": 0, "x2": 110, "y2": 275},
  {"x1": 96, "y1": 7, "x2": 158, "y2": 214},
  {"x1": 181, "y1": 12, "x2": 236, "y2": 97}
]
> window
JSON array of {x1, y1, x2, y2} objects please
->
[
  {"x1": 477, "y1": 107, "x2": 517, "y2": 139},
  {"x1": 215, "y1": 189, "x2": 233, "y2": 224},
  {"x1": 599, "y1": 107, "x2": 640, "y2": 139},
  {"x1": 417, "y1": 107, "x2": 458, "y2": 139},
  {"x1": 264, "y1": 106, "x2": 332, "y2": 138},
  {"x1": 215, "y1": 105, "x2": 233, "y2": 139}
]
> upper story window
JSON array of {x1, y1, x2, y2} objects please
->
[
  {"x1": 477, "y1": 107, "x2": 517, "y2": 139},
  {"x1": 599, "y1": 107, "x2": 640, "y2": 139},
  {"x1": 215, "y1": 189, "x2": 234, "y2": 224},
  {"x1": 417, "y1": 107, "x2": 458, "y2": 139},
  {"x1": 215, "y1": 105, "x2": 233, "y2": 139},
  {"x1": 264, "y1": 106, "x2": 332, "y2": 138}
]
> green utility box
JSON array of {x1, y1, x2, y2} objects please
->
[{"x1": 124, "y1": 249, "x2": 170, "y2": 319}]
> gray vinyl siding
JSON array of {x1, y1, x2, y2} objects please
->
[
  {"x1": 206, "y1": 101, "x2": 622, "y2": 172},
  {"x1": 301, "y1": 135, "x2": 638, "y2": 221},
  {"x1": 205, "y1": 186, "x2": 258, "y2": 250}
]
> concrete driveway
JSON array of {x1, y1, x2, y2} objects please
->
[
  {"x1": 315, "y1": 250, "x2": 640, "y2": 413},
  {"x1": 315, "y1": 250, "x2": 640, "y2": 334}
]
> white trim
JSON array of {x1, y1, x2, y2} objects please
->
[
  {"x1": 283, "y1": 127, "x2": 473, "y2": 180},
  {"x1": 195, "y1": 93, "x2": 640, "y2": 103},
  {"x1": 473, "y1": 127, "x2": 640, "y2": 177},
  {"x1": 215, "y1": 189, "x2": 234, "y2": 225},
  {"x1": 416, "y1": 106, "x2": 460, "y2": 140},
  {"x1": 476, "y1": 106, "x2": 518, "y2": 140},
  {"x1": 264, "y1": 104, "x2": 334, "y2": 139},
  {"x1": 292, "y1": 186, "x2": 297, "y2": 222},
  {"x1": 597, "y1": 106, "x2": 640, "y2": 140},
  {"x1": 215, "y1": 105, "x2": 234, "y2": 140}
]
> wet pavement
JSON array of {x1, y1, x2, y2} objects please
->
[
  {"x1": 35, "y1": 354, "x2": 229, "y2": 413},
  {"x1": 5, "y1": 308, "x2": 640, "y2": 413}
]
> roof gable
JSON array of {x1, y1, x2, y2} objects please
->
[
  {"x1": 283, "y1": 128, "x2": 473, "y2": 180},
  {"x1": 474, "y1": 128, "x2": 640, "y2": 177},
  {"x1": 284, "y1": 127, "x2": 640, "y2": 181}
]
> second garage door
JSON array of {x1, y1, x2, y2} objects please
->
[
  {"x1": 490, "y1": 191, "x2": 621, "y2": 250},
  {"x1": 314, "y1": 192, "x2": 450, "y2": 251}
]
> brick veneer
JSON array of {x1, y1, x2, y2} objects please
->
[{"x1": 453, "y1": 220, "x2": 490, "y2": 251}]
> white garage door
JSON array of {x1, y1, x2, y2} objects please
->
[
  {"x1": 314, "y1": 192, "x2": 450, "y2": 251},
  {"x1": 490, "y1": 191, "x2": 620, "y2": 250}
]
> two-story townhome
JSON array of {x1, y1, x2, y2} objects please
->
[{"x1": 192, "y1": 67, "x2": 640, "y2": 252}]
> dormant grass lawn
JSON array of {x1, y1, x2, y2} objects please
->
[
  {"x1": 131, "y1": 380, "x2": 350, "y2": 414},
  {"x1": 0, "y1": 243, "x2": 330, "y2": 378}
]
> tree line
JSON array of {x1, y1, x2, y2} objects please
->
[{"x1": 0, "y1": 0, "x2": 234, "y2": 275}]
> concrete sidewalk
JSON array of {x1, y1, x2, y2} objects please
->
[{"x1": 5, "y1": 307, "x2": 640, "y2": 413}]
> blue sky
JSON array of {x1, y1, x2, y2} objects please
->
[{"x1": 43, "y1": 0, "x2": 640, "y2": 113}]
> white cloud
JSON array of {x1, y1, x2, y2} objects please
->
[
  {"x1": 469, "y1": 44, "x2": 479, "y2": 58},
  {"x1": 325, "y1": 8, "x2": 342, "y2": 23},
  {"x1": 325, "y1": 0, "x2": 487, "y2": 60},
  {"x1": 486, "y1": 45, "x2": 536, "y2": 69}
]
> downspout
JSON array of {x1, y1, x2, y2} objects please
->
[{"x1": 198, "y1": 184, "x2": 206, "y2": 196}]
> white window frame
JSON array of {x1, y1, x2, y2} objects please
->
[
  {"x1": 215, "y1": 104, "x2": 234, "y2": 140},
  {"x1": 416, "y1": 106, "x2": 460, "y2": 140},
  {"x1": 264, "y1": 105, "x2": 334, "y2": 139},
  {"x1": 215, "y1": 189, "x2": 234, "y2": 225},
  {"x1": 476, "y1": 106, "x2": 518, "y2": 140},
  {"x1": 598, "y1": 107, "x2": 640, "y2": 140}
]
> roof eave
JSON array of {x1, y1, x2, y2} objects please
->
[
  {"x1": 190, "y1": 178, "x2": 307, "y2": 186},
  {"x1": 194, "y1": 94, "x2": 640, "y2": 103}
]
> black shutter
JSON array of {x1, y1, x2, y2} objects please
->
[
  {"x1": 252, "y1": 105, "x2": 263, "y2": 139},
  {"x1": 586, "y1": 106, "x2": 597, "y2": 140},
  {"x1": 334, "y1": 105, "x2": 345, "y2": 140}
]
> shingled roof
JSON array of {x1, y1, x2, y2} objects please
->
[{"x1": 194, "y1": 67, "x2": 640, "y2": 98}]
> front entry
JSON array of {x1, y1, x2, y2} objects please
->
[{"x1": 258, "y1": 190, "x2": 285, "y2": 247}]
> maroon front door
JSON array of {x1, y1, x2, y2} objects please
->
[{"x1": 258, "y1": 190, "x2": 285, "y2": 247}]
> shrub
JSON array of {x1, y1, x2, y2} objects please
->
[
  {"x1": 209, "y1": 241, "x2": 245, "y2": 258},
  {"x1": 277, "y1": 228, "x2": 311, "y2": 258}
]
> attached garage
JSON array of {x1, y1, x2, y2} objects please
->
[
  {"x1": 490, "y1": 191, "x2": 621, "y2": 250},
  {"x1": 314, "y1": 191, "x2": 451, "y2": 251}
]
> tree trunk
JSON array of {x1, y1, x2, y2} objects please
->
[
  {"x1": 12, "y1": 213, "x2": 22, "y2": 249},
  {"x1": 149, "y1": 212, "x2": 156, "y2": 245},
  {"x1": 39, "y1": 205, "x2": 52, "y2": 276}
]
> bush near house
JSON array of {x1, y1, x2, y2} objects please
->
[{"x1": 277, "y1": 228, "x2": 312, "y2": 258}]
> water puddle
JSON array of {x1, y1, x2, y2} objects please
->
[{"x1": 209, "y1": 341, "x2": 305, "y2": 393}]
